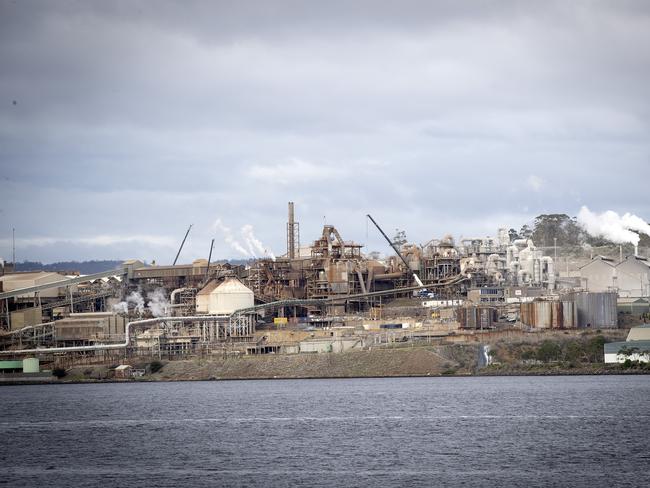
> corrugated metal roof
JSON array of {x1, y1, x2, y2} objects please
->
[
  {"x1": 604, "y1": 340, "x2": 650, "y2": 354},
  {"x1": 618, "y1": 298, "x2": 650, "y2": 304},
  {"x1": 627, "y1": 325, "x2": 650, "y2": 341},
  {"x1": 579, "y1": 257, "x2": 615, "y2": 270},
  {"x1": 0, "y1": 271, "x2": 61, "y2": 281}
]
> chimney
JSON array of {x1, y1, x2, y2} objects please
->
[
  {"x1": 619, "y1": 245, "x2": 623, "y2": 263},
  {"x1": 287, "y1": 202, "x2": 300, "y2": 260}
]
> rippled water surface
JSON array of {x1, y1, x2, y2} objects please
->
[{"x1": 1, "y1": 376, "x2": 649, "y2": 487}]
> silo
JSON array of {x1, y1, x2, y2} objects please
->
[
  {"x1": 535, "y1": 301, "x2": 552, "y2": 328},
  {"x1": 208, "y1": 277, "x2": 254, "y2": 315},
  {"x1": 561, "y1": 301, "x2": 577, "y2": 328}
]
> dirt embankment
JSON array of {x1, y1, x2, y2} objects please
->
[
  {"x1": 53, "y1": 329, "x2": 648, "y2": 383},
  {"x1": 63, "y1": 344, "x2": 479, "y2": 381},
  {"x1": 154, "y1": 345, "x2": 479, "y2": 380}
]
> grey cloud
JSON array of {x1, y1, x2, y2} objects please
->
[{"x1": 1, "y1": 1, "x2": 649, "y2": 262}]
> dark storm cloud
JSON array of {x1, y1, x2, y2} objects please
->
[{"x1": 1, "y1": 1, "x2": 649, "y2": 262}]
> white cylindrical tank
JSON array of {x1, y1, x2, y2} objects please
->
[
  {"x1": 208, "y1": 277, "x2": 254, "y2": 315},
  {"x1": 22, "y1": 357, "x2": 40, "y2": 373}
]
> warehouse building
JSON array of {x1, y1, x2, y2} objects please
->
[{"x1": 615, "y1": 256, "x2": 650, "y2": 298}]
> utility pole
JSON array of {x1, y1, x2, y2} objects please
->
[{"x1": 12, "y1": 227, "x2": 15, "y2": 264}]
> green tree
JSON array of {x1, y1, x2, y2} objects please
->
[
  {"x1": 587, "y1": 336, "x2": 606, "y2": 362},
  {"x1": 531, "y1": 214, "x2": 585, "y2": 247},
  {"x1": 563, "y1": 341, "x2": 583, "y2": 363},
  {"x1": 537, "y1": 340, "x2": 561, "y2": 363},
  {"x1": 617, "y1": 345, "x2": 640, "y2": 361}
]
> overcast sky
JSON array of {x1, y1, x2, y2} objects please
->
[{"x1": 1, "y1": 0, "x2": 649, "y2": 264}]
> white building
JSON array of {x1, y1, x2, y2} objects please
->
[
  {"x1": 579, "y1": 256, "x2": 616, "y2": 293},
  {"x1": 615, "y1": 256, "x2": 650, "y2": 298},
  {"x1": 604, "y1": 324, "x2": 650, "y2": 363}
]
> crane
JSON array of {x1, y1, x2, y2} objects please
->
[
  {"x1": 366, "y1": 214, "x2": 424, "y2": 287},
  {"x1": 173, "y1": 224, "x2": 193, "y2": 266}
]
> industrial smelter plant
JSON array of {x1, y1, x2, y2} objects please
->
[{"x1": 1, "y1": 202, "x2": 646, "y2": 372}]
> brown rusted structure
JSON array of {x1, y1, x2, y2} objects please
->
[{"x1": 520, "y1": 300, "x2": 577, "y2": 329}]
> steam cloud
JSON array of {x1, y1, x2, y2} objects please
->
[
  {"x1": 112, "y1": 290, "x2": 146, "y2": 314},
  {"x1": 577, "y1": 206, "x2": 650, "y2": 245},
  {"x1": 112, "y1": 288, "x2": 169, "y2": 317},
  {"x1": 146, "y1": 288, "x2": 170, "y2": 317},
  {"x1": 241, "y1": 224, "x2": 276, "y2": 261},
  {"x1": 213, "y1": 219, "x2": 249, "y2": 256},
  {"x1": 214, "y1": 218, "x2": 275, "y2": 260}
]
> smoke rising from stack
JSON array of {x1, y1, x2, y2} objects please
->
[
  {"x1": 213, "y1": 219, "x2": 249, "y2": 256},
  {"x1": 241, "y1": 224, "x2": 276, "y2": 261},
  {"x1": 214, "y1": 218, "x2": 275, "y2": 260},
  {"x1": 577, "y1": 206, "x2": 650, "y2": 246}
]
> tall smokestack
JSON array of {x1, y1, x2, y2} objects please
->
[
  {"x1": 287, "y1": 202, "x2": 300, "y2": 260},
  {"x1": 620, "y1": 245, "x2": 623, "y2": 263}
]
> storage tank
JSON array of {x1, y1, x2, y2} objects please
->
[
  {"x1": 22, "y1": 357, "x2": 40, "y2": 373},
  {"x1": 571, "y1": 292, "x2": 617, "y2": 329},
  {"x1": 208, "y1": 277, "x2": 254, "y2": 315},
  {"x1": 520, "y1": 301, "x2": 552, "y2": 328},
  {"x1": 561, "y1": 301, "x2": 577, "y2": 328}
]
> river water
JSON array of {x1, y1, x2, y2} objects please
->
[{"x1": 1, "y1": 376, "x2": 648, "y2": 487}]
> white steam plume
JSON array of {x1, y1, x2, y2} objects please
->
[
  {"x1": 241, "y1": 224, "x2": 276, "y2": 261},
  {"x1": 127, "y1": 291, "x2": 145, "y2": 314},
  {"x1": 577, "y1": 206, "x2": 650, "y2": 245},
  {"x1": 112, "y1": 290, "x2": 145, "y2": 315},
  {"x1": 147, "y1": 288, "x2": 170, "y2": 317},
  {"x1": 111, "y1": 301, "x2": 128, "y2": 314},
  {"x1": 214, "y1": 218, "x2": 249, "y2": 256}
]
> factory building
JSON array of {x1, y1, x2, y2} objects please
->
[
  {"x1": 53, "y1": 312, "x2": 126, "y2": 344},
  {"x1": 0, "y1": 259, "x2": 15, "y2": 276},
  {"x1": 580, "y1": 255, "x2": 650, "y2": 298},
  {"x1": 615, "y1": 256, "x2": 650, "y2": 297},
  {"x1": 579, "y1": 256, "x2": 616, "y2": 292},
  {"x1": 0, "y1": 271, "x2": 72, "y2": 299}
]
